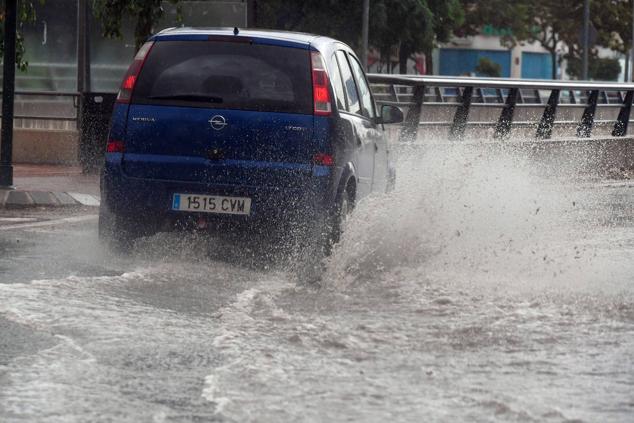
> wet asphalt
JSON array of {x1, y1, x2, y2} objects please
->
[{"x1": 0, "y1": 150, "x2": 633, "y2": 422}]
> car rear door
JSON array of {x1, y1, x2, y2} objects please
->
[
  {"x1": 122, "y1": 39, "x2": 316, "y2": 188},
  {"x1": 334, "y1": 50, "x2": 375, "y2": 198},
  {"x1": 346, "y1": 53, "x2": 388, "y2": 193}
]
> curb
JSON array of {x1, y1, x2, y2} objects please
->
[{"x1": 0, "y1": 189, "x2": 100, "y2": 208}]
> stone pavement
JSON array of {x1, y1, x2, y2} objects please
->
[{"x1": 0, "y1": 164, "x2": 100, "y2": 208}]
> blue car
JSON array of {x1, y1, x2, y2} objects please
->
[{"x1": 99, "y1": 28, "x2": 402, "y2": 251}]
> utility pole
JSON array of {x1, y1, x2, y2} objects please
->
[
  {"x1": 0, "y1": 0, "x2": 17, "y2": 188},
  {"x1": 361, "y1": 0, "x2": 369, "y2": 71},
  {"x1": 582, "y1": 0, "x2": 590, "y2": 80},
  {"x1": 631, "y1": 0, "x2": 634, "y2": 82},
  {"x1": 77, "y1": 0, "x2": 91, "y2": 95}
]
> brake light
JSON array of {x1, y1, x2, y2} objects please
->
[
  {"x1": 116, "y1": 41, "x2": 154, "y2": 103},
  {"x1": 311, "y1": 51, "x2": 332, "y2": 116},
  {"x1": 313, "y1": 153, "x2": 334, "y2": 166},
  {"x1": 106, "y1": 140, "x2": 125, "y2": 153}
]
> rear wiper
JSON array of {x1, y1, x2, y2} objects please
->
[{"x1": 148, "y1": 94, "x2": 223, "y2": 103}]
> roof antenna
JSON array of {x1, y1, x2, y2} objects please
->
[{"x1": 233, "y1": 27, "x2": 239, "y2": 36}]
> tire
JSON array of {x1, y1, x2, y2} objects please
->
[
  {"x1": 98, "y1": 207, "x2": 138, "y2": 253},
  {"x1": 324, "y1": 187, "x2": 352, "y2": 255}
]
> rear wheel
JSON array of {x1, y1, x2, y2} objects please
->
[
  {"x1": 324, "y1": 184, "x2": 354, "y2": 255},
  {"x1": 98, "y1": 207, "x2": 140, "y2": 253}
]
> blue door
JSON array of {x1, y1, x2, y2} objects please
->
[
  {"x1": 521, "y1": 52, "x2": 553, "y2": 79},
  {"x1": 439, "y1": 49, "x2": 511, "y2": 77}
]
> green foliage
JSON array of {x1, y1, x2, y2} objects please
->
[
  {"x1": 256, "y1": 1, "x2": 364, "y2": 50},
  {"x1": 371, "y1": 0, "x2": 434, "y2": 73},
  {"x1": 0, "y1": 0, "x2": 43, "y2": 71},
  {"x1": 475, "y1": 56, "x2": 501, "y2": 77},
  {"x1": 462, "y1": 0, "x2": 584, "y2": 79},
  {"x1": 591, "y1": 0, "x2": 631, "y2": 55},
  {"x1": 366, "y1": 0, "x2": 464, "y2": 73},
  {"x1": 566, "y1": 56, "x2": 622, "y2": 81},
  {"x1": 92, "y1": 0, "x2": 182, "y2": 51},
  {"x1": 459, "y1": 0, "x2": 531, "y2": 46},
  {"x1": 256, "y1": 0, "x2": 463, "y2": 74}
]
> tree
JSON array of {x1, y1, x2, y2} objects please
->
[
  {"x1": 459, "y1": 0, "x2": 584, "y2": 79},
  {"x1": 255, "y1": 1, "x2": 364, "y2": 51},
  {"x1": 369, "y1": 0, "x2": 434, "y2": 74},
  {"x1": 515, "y1": 0, "x2": 582, "y2": 79},
  {"x1": 255, "y1": 0, "x2": 461, "y2": 75},
  {"x1": 0, "y1": 0, "x2": 43, "y2": 71},
  {"x1": 424, "y1": 0, "x2": 464, "y2": 73},
  {"x1": 590, "y1": 0, "x2": 631, "y2": 78},
  {"x1": 459, "y1": 0, "x2": 532, "y2": 45},
  {"x1": 92, "y1": 0, "x2": 182, "y2": 51},
  {"x1": 475, "y1": 57, "x2": 501, "y2": 77},
  {"x1": 567, "y1": 56, "x2": 621, "y2": 81}
]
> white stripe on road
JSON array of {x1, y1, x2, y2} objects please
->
[
  {"x1": 0, "y1": 217, "x2": 37, "y2": 223},
  {"x1": 67, "y1": 193, "x2": 101, "y2": 207},
  {"x1": 0, "y1": 214, "x2": 98, "y2": 231}
]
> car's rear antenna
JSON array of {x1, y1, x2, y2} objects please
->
[{"x1": 233, "y1": 27, "x2": 239, "y2": 36}]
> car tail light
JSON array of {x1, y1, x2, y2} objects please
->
[
  {"x1": 311, "y1": 51, "x2": 332, "y2": 116},
  {"x1": 116, "y1": 41, "x2": 154, "y2": 103},
  {"x1": 313, "y1": 153, "x2": 334, "y2": 166},
  {"x1": 106, "y1": 139, "x2": 125, "y2": 153}
]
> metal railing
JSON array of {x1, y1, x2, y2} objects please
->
[
  {"x1": 3, "y1": 76, "x2": 634, "y2": 142},
  {"x1": 367, "y1": 74, "x2": 634, "y2": 142}
]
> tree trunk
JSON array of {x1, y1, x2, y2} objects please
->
[
  {"x1": 424, "y1": 47, "x2": 433, "y2": 75},
  {"x1": 398, "y1": 43, "x2": 410, "y2": 74}
]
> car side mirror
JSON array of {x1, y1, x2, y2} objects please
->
[{"x1": 380, "y1": 104, "x2": 404, "y2": 124}]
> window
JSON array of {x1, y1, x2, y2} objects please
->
[
  {"x1": 133, "y1": 41, "x2": 313, "y2": 114},
  {"x1": 330, "y1": 54, "x2": 347, "y2": 110},
  {"x1": 335, "y1": 50, "x2": 362, "y2": 115},
  {"x1": 348, "y1": 55, "x2": 376, "y2": 119}
]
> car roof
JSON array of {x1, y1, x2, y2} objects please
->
[{"x1": 150, "y1": 27, "x2": 347, "y2": 51}]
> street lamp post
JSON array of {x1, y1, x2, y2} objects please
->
[
  {"x1": 0, "y1": 0, "x2": 17, "y2": 188},
  {"x1": 582, "y1": 0, "x2": 590, "y2": 80},
  {"x1": 361, "y1": 0, "x2": 369, "y2": 71},
  {"x1": 631, "y1": 0, "x2": 634, "y2": 82}
]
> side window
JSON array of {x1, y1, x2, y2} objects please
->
[
  {"x1": 330, "y1": 54, "x2": 347, "y2": 111},
  {"x1": 335, "y1": 50, "x2": 362, "y2": 115},
  {"x1": 348, "y1": 55, "x2": 376, "y2": 119}
]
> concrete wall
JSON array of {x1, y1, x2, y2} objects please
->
[{"x1": 13, "y1": 129, "x2": 79, "y2": 165}]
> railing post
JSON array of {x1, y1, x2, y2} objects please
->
[
  {"x1": 494, "y1": 88, "x2": 518, "y2": 140},
  {"x1": 389, "y1": 84, "x2": 399, "y2": 102},
  {"x1": 577, "y1": 90, "x2": 599, "y2": 137},
  {"x1": 399, "y1": 84, "x2": 424, "y2": 142},
  {"x1": 435, "y1": 86, "x2": 444, "y2": 102},
  {"x1": 449, "y1": 86, "x2": 473, "y2": 141},
  {"x1": 536, "y1": 89, "x2": 560, "y2": 139},
  {"x1": 612, "y1": 90, "x2": 633, "y2": 137}
]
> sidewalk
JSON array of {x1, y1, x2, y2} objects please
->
[{"x1": 0, "y1": 164, "x2": 100, "y2": 208}]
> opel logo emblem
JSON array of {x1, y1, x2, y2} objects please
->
[{"x1": 209, "y1": 115, "x2": 227, "y2": 130}]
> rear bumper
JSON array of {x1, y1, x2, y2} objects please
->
[{"x1": 101, "y1": 158, "x2": 335, "y2": 231}]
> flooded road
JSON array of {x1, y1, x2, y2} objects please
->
[{"x1": 0, "y1": 146, "x2": 632, "y2": 422}]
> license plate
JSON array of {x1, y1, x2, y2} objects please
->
[{"x1": 172, "y1": 193, "x2": 251, "y2": 215}]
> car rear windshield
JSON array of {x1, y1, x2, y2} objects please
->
[{"x1": 132, "y1": 40, "x2": 313, "y2": 114}]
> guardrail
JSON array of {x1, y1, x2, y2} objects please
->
[
  {"x1": 367, "y1": 74, "x2": 634, "y2": 142},
  {"x1": 4, "y1": 77, "x2": 634, "y2": 143}
]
